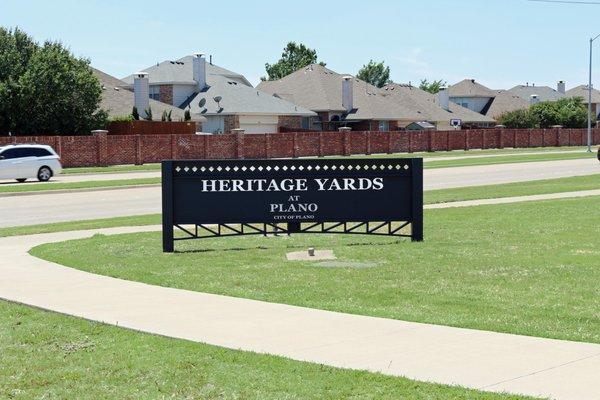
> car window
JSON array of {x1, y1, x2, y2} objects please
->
[
  {"x1": 31, "y1": 148, "x2": 53, "y2": 157},
  {"x1": 0, "y1": 148, "x2": 20, "y2": 159}
]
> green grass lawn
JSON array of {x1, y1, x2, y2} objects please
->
[
  {"x1": 422, "y1": 150, "x2": 595, "y2": 169},
  {"x1": 2, "y1": 173, "x2": 599, "y2": 237},
  {"x1": 0, "y1": 302, "x2": 534, "y2": 400},
  {"x1": 31, "y1": 196, "x2": 600, "y2": 344},
  {"x1": 0, "y1": 177, "x2": 160, "y2": 194},
  {"x1": 425, "y1": 173, "x2": 600, "y2": 204},
  {"x1": 62, "y1": 163, "x2": 161, "y2": 174}
]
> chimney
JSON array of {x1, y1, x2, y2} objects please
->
[
  {"x1": 192, "y1": 53, "x2": 206, "y2": 92},
  {"x1": 342, "y1": 76, "x2": 353, "y2": 112},
  {"x1": 557, "y1": 80, "x2": 565, "y2": 94},
  {"x1": 530, "y1": 94, "x2": 539, "y2": 105},
  {"x1": 133, "y1": 72, "x2": 150, "y2": 118},
  {"x1": 438, "y1": 87, "x2": 450, "y2": 111}
]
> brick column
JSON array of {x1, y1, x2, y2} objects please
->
[
  {"x1": 135, "y1": 135, "x2": 142, "y2": 165},
  {"x1": 264, "y1": 133, "x2": 271, "y2": 158},
  {"x1": 91, "y1": 130, "x2": 108, "y2": 167},
  {"x1": 318, "y1": 131, "x2": 324, "y2": 157},
  {"x1": 292, "y1": 132, "x2": 299, "y2": 158},
  {"x1": 232, "y1": 128, "x2": 245, "y2": 159},
  {"x1": 387, "y1": 131, "x2": 394, "y2": 154},
  {"x1": 339, "y1": 127, "x2": 351, "y2": 156},
  {"x1": 170, "y1": 135, "x2": 178, "y2": 160},
  {"x1": 365, "y1": 132, "x2": 371, "y2": 155}
]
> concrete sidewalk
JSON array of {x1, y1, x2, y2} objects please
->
[{"x1": 1, "y1": 225, "x2": 599, "y2": 400}]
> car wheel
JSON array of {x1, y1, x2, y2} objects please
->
[
  {"x1": 16, "y1": 178, "x2": 27, "y2": 183},
  {"x1": 37, "y1": 166, "x2": 53, "y2": 182}
]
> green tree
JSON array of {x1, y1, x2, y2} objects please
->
[
  {"x1": 419, "y1": 79, "x2": 447, "y2": 94},
  {"x1": 356, "y1": 60, "x2": 391, "y2": 88},
  {"x1": 498, "y1": 97, "x2": 587, "y2": 129},
  {"x1": 498, "y1": 108, "x2": 538, "y2": 129},
  {"x1": 0, "y1": 27, "x2": 106, "y2": 135},
  {"x1": 143, "y1": 107, "x2": 152, "y2": 121},
  {"x1": 263, "y1": 42, "x2": 325, "y2": 81}
]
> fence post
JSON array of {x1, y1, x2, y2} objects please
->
[
  {"x1": 232, "y1": 128, "x2": 245, "y2": 159},
  {"x1": 387, "y1": 131, "x2": 393, "y2": 154},
  {"x1": 135, "y1": 135, "x2": 142, "y2": 165},
  {"x1": 92, "y1": 130, "x2": 108, "y2": 167},
  {"x1": 318, "y1": 131, "x2": 324, "y2": 157},
  {"x1": 408, "y1": 130, "x2": 413, "y2": 153},
  {"x1": 265, "y1": 133, "x2": 271, "y2": 158},
  {"x1": 56, "y1": 136, "x2": 62, "y2": 158},
  {"x1": 365, "y1": 132, "x2": 371, "y2": 155},
  {"x1": 170, "y1": 135, "x2": 178, "y2": 160},
  {"x1": 339, "y1": 127, "x2": 351, "y2": 156},
  {"x1": 293, "y1": 131, "x2": 298, "y2": 158}
]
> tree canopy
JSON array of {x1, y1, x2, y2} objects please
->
[
  {"x1": 263, "y1": 42, "x2": 325, "y2": 81},
  {"x1": 419, "y1": 79, "x2": 447, "y2": 94},
  {"x1": 498, "y1": 97, "x2": 587, "y2": 129},
  {"x1": 0, "y1": 27, "x2": 106, "y2": 135},
  {"x1": 356, "y1": 60, "x2": 391, "y2": 88}
]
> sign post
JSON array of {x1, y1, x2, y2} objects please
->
[{"x1": 162, "y1": 158, "x2": 423, "y2": 252}]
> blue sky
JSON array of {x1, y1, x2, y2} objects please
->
[{"x1": 2, "y1": 0, "x2": 600, "y2": 90}]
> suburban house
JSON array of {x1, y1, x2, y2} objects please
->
[
  {"x1": 93, "y1": 68, "x2": 195, "y2": 122},
  {"x1": 448, "y1": 79, "x2": 496, "y2": 113},
  {"x1": 566, "y1": 85, "x2": 600, "y2": 120},
  {"x1": 380, "y1": 83, "x2": 495, "y2": 129},
  {"x1": 485, "y1": 90, "x2": 530, "y2": 120},
  {"x1": 257, "y1": 64, "x2": 429, "y2": 131},
  {"x1": 122, "y1": 54, "x2": 315, "y2": 134},
  {"x1": 508, "y1": 81, "x2": 566, "y2": 104},
  {"x1": 447, "y1": 79, "x2": 530, "y2": 120}
]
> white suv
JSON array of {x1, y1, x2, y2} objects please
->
[{"x1": 0, "y1": 144, "x2": 62, "y2": 183}]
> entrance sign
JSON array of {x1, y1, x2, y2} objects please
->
[{"x1": 162, "y1": 158, "x2": 423, "y2": 252}]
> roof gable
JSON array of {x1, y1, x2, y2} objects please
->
[{"x1": 448, "y1": 79, "x2": 495, "y2": 98}]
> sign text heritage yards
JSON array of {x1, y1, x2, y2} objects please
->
[{"x1": 162, "y1": 158, "x2": 423, "y2": 252}]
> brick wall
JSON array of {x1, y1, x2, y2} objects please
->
[
  {"x1": 278, "y1": 115, "x2": 303, "y2": 130},
  {"x1": 159, "y1": 85, "x2": 173, "y2": 105},
  {"x1": 1, "y1": 128, "x2": 598, "y2": 168},
  {"x1": 223, "y1": 115, "x2": 239, "y2": 134}
]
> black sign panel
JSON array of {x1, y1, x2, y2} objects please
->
[{"x1": 162, "y1": 158, "x2": 422, "y2": 252}]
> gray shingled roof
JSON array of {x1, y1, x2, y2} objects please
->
[
  {"x1": 257, "y1": 64, "x2": 425, "y2": 121},
  {"x1": 92, "y1": 68, "x2": 201, "y2": 121},
  {"x1": 122, "y1": 56, "x2": 251, "y2": 87},
  {"x1": 121, "y1": 56, "x2": 314, "y2": 117},
  {"x1": 485, "y1": 90, "x2": 530, "y2": 119},
  {"x1": 448, "y1": 79, "x2": 496, "y2": 98},
  {"x1": 381, "y1": 83, "x2": 495, "y2": 123},
  {"x1": 508, "y1": 85, "x2": 565, "y2": 102},
  {"x1": 566, "y1": 85, "x2": 600, "y2": 104}
]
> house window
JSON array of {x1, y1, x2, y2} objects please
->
[
  {"x1": 149, "y1": 86, "x2": 160, "y2": 101},
  {"x1": 301, "y1": 117, "x2": 310, "y2": 130},
  {"x1": 378, "y1": 120, "x2": 389, "y2": 131}
]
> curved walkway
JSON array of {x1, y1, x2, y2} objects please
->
[{"x1": 1, "y1": 223, "x2": 600, "y2": 400}]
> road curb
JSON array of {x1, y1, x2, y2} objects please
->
[{"x1": 0, "y1": 184, "x2": 161, "y2": 198}]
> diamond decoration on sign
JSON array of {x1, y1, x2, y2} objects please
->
[
  {"x1": 371, "y1": 165, "x2": 377, "y2": 170},
  {"x1": 404, "y1": 165, "x2": 409, "y2": 170},
  {"x1": 233, "y1": 166, "x2": 239, "y2": 171},
  {"x1": 175, "y1": 166, "x2": 181, "y2": 172},
  {"x1": 388, "y1": 165, "x2": 393, "y2": 170},
  {"x1": 250, "y1": 166, "x2": 256, "y2": 171},
  {"x1": 379, "y1": 165, "x2": 385, "y2": 170},
  {"x1": 395, "y1": 165, "x2": 401, "y2": 170},
  {"x1": 209, "y1": 167, "x2": 214, "y2": 172},
  {"x1": 282, "y1": 166, "x2": 288, "y2": 171},
  {"x1": 258, "y1": 166, "x2": 263, "y2": 171},
  {"x1": 323, "y1": 165, "x2": 328, "y2": 170},
  {"x1": 201, "y1": 166, "x2": 206, "y2": 172},
  {"x1": 290, "y1": 166, "x2": 296, "y2": 171},
  {"x1": 348, "y1": 165, "x2": 353, "y2": 170},
  {"x1": 192, "y1": 167, "x2": 198, "y2": 172},
  {"x1": 298, "y1": 166, "x2": 304, "y2": 171},
  {"x1": 355, "y1": 165, "x2": 361, "y2": 170},
  {"x1": 339, "y1": 165, "x2": 345, "y2": 170},
  {"x1": 266, "y1": 166, "x2": 272, "y2": 171},
  {"x1": 364, "y1": 164, "x2": 369, "y2": 170},
  {"x1": 315, "y1": 165, "x2": 321, "y2": 170},
  {"x1": 307, "y1": 166, "x2": 312, "y2": 171},
  {"x1": 184, "y1": 167, "x2": 189, "y2": 172},
  {"x1": 225, "y1": 166, "x2": 231, "y2": 171},
  {"x1": 274, "y1": 166, "x2": 280, "y2": 171},
  {"x1": 331, "y1": 165, "x2": 337, "y2": 170},
  {"x1": 241, "y1": 166, "x2": 247, "y2": 171},
  {"x1": 217, "y1": 166, "x2": 222, "y2": 172}
]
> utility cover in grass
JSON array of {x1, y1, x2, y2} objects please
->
[{"x1": 286, "y1": 249, "x2": 336, "y2": 261}]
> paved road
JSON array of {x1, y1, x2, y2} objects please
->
[
  {"x1": 1, "y1": 226, "x2": 599, "y2": 400},
  {"x1": 0, "y1": 171, "x2": 160, "y2": 186},
  {"x1": 0, "y1": 158, "x2": 598, "y2": 228}
]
